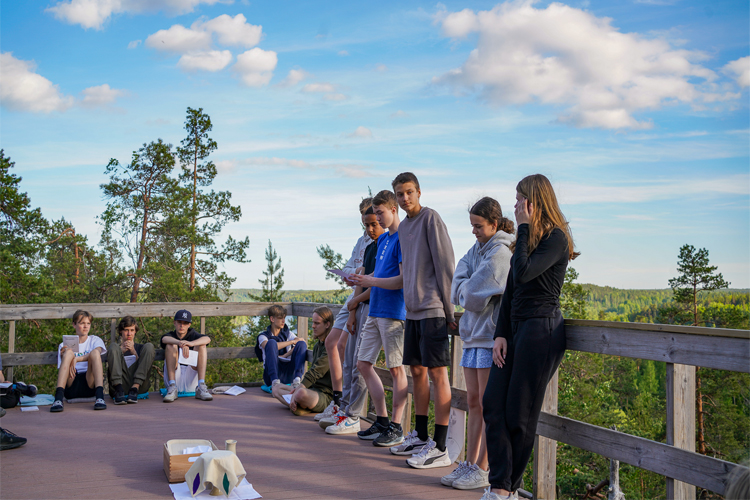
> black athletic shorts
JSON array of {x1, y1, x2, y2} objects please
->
[
  {"x1": 402, "y1": 318, "x2": 451, "y2": 368},
  {"x1": 64, "y1": 372, "x2": 96, "y2": 400}
]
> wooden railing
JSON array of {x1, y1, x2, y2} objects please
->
[{"x1": 1, "y1": 302, "x2": 748, "y2": 499}]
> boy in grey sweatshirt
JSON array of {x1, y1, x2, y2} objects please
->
[{"x1": 391, "y1": 172, "x2": 455, "y2": 470}]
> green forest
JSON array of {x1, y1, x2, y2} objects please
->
[{"x1": 1, "y1": 108, "x2": 748, "y2": 500}]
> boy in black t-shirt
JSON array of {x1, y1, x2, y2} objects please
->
[{"x1": 161, "y1": 309, "x2": 212, "y2": 402}]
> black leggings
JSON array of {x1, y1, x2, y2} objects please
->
[
  {"x1": 482, "y1": 311, "x2": 566, "y2": 491},
  {"x1": 1, "y1": 389, "x2": 20, "y2": 409}
]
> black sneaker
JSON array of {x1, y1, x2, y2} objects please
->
[
  {"x1": 113, "y1": 389, "x2": 127, "y2": 405},
  {"x1": 0, "y1": 427, "x2": 27, "y2": 450},
  {"x1": 357, "y1": 421, "x2": 387, "y2": 441},
  {"x1": 15, "y1": 382, "x2": 37, "y2": 398},
  {"x1": 127, "y1": 388, "x2": 138, "y2": 404},
  {"x1": 50, "y1": 400, "x2": 64, "y2": 413},
  {"x1": 373, "y1": 423, "x2": 404, "y2": 447}
]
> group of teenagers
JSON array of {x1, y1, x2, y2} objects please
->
[
  {"x1": 0, "y1": 171, "x2": 575, "y2": 500},
  {"x1": 255, "y1": 172, "x2": 577, "y2": 500}
]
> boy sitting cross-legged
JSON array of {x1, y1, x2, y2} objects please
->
[{"x1": 51, "y1": 309, "x2": 107, "y2": 412}]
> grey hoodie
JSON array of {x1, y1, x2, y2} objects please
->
[{"x1": 451, "y1": 230, "x2": 514, "y2": 349}]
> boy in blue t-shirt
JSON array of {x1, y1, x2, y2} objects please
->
[{"x1": 349, "y1": 190, "x2": 408, "y2": 447}]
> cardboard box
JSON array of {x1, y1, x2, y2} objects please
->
[{"x1": 163, "y1": 439, "x2": 218, "y2": 483}]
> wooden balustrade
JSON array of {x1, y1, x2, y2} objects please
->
[{"x1": 1, "y1": 301, "x2": 748, "y2": 498}]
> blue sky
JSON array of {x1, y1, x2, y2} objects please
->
[{"x1": 2, "y1": 0, "x2": 748, "y2": 290}]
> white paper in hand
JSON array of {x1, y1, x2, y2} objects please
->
[
  {"x1": 62, "y1": 335, "x2": 79, "y2": 352},
  {"x1": 282, "y1": 394, "x2": 293, "y2": 404},
  {"x1": 327, "y1": 269, "x2": 352, "y2": 280},
  {"x1": 178, "y1": 349, "x2": 199, "y2": 367}
]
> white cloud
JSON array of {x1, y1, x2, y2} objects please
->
[
  {"x1": 375, "y1": 63, "x2": 388, "y2": 72},
  {"x1": 234, "y1": 48, "x2": 277, "y2": 87},
  {"x1": 178, "y1": 50, "x2": 233, "y2": 72},
  {"x1": 324, "y1": 93, "x2": 348, "y2": 101},
  {"x1": 79, "y1": 83, "x2": 126, "y2": 107},
  {"x1": 301, "y1": 82, "x2": 336, "y2": 93},
  {"x1": 724, "y1": 56, "x2": 750, "y2": 88},
  {"x1": 434, "y1": 1, "x2": 730, "y2": 129},
  {"x1": 338, "y1": 50, "x2": 349, "y2": 56},
  {"x1": 278, "y1": 68, "x2": 309, "y2": 88},
  {"x1": 46, "y1": 0, "x2": 225, "y2": 30},
  {"x1": 390, "y1": 110, "x2": 409, "y2": 118},
  {"x1": 347, "y1": 126, "x2": 373, "y2": 139},
  {"x1": 198, "y1": 14, "x2": 262, "y2": 48},
  {"x1": 146, "y1": 24, "x2": 212, "y2": 53},
  {"x1": 0, "y1": 52, "x2": 74, "y2": 112},
  {"x1": 127, "y1": 39, "x2": 142, "y2": 49},
  {"x1": 220, "y1": 156, "x2": 371, "y2": 178}
]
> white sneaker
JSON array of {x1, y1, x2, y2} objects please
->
[
  {"x1": 314, "y1": 401, "x2": 336, "y2": 421},
  {"x1": 452, "y1": 463, "x2": 490, "y2": 490},
  {"x1": 389, "y1": 430, "x2": 428, "y2": 456},
  {"x1": 291, "y1": 377, "x2": 301, "y2": 389},
  {"x1": 325, "y1": 415, "x2": 361, "y2": 435},
  {"x1": 271, "y1": 378, "x2": 281, "y2": 387},
  {"x1": 440, "y1": 460, "x2": 471, "y2": 486},
  {"x1": 318, "y1": 407, "x2": 343, "y2": 429},
  {"x1": 406, "y1": 439, "x2": 452, "y2": 469},
  {"x1": 163, "y1": 384, "x2": 178, "y2": 403},
  {"x1": 195, "y1": 382, "x2": 213, "y2": 401},
  {"x1": 479, "y1": 487, "x2": 516, "y2": 500}
]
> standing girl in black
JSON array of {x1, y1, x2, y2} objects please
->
[{"x1": 480, "y1": 174, "x2": 579, "y2": 500}]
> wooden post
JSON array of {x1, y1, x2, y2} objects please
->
[
  {"x1": 200, "y1": 317, "x2": 206, "y2": 336},
  {"x1": 534, "y1": 369, "x2": 559, "y2": 500},
  {"x1": 666, "y1": 363, "x2": 696, "y2": 500},
  {"x1": 297, "y1": 316, "x2": 308, "y2": 342},
  {"x1": 450, "y1": 335, "x2": 467, "y2": 462},
  {"x1": 7, "y1": 320, "x2": 15, "y2": 381},
  {"x1": 110, "y1": 318, "x2": 117, "y2": 343}
]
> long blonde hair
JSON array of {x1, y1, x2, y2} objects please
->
[{"x1": 511, "y1": 174, "x2": 579, "y2": 261}]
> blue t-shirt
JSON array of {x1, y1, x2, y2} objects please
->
[{"x1": 369, "y1": 231, "x2": 406, "y2": 321}]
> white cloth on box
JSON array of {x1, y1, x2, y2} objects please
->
[
  {"x1": 164, "y1": 363, "x2": 200, "y2": 393},
  {"x1": 184, "y1": 450, "x2": 247, "y2": 497},
  {"x1": 57, "y1": 335, "x2": 106, "y2": 374}
]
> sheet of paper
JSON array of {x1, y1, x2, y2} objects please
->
[
  {"x1": 20, "y1": 406, "x2": 39, "y2": 412},
  {"x1": 62, "y1": 335, "x2": 79, "y2": 352},
  {"x1": 170, "y1": 478, "x2": 261, "y2": 500},
  {"x1": 182, "y1": 445, "x2": 212, "y2": 455},
  {"x1": 178, "y1": 349, "x2": 199, "y2": 367},
  {"x1": 326, "y1": 268, "x2": 352, "y2": 280},
  {"x1": 223, "y1": 385, "x2": 246, "y2": 396},
  {"x1": 124, "y1": 354, "x2": 137, "y2": 368},
  {"x1": 282, "y1": 394, "x2": 293, "y2": 404}
]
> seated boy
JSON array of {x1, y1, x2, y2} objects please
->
[
  {"x1": 161, "y1": 309, "x2": 212, "y2": 402},
  {"x1": 256, "y1": 305, "x2": 307, "y2": 391},
  {"x1": 51, "y1": 309, "x2": 107, "y2": 412},
  {"x1": 108, "y1": 315, "x2": 156, "y2": 405},
  {"x1": 273, "y1": 306, "x2": 334, "y2": 415}
]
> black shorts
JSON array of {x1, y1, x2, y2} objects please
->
[
  {"x1": 402, "y1": 318, "x2": 451, "y2": 368},
  {"x1": 64, "y1": 372, "x2": 96, "y2": 400}
]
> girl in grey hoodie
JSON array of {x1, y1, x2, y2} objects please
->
[{"x1": 445, "y1": 197, "x2": 514, "y2": 491}]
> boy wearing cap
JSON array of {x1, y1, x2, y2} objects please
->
[{"x1": 161, "y1": 309, "x2": 212, "y2": 402}]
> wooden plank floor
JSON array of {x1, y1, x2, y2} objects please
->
[{"x1": 0, "y1": 389, "x2": 484, "y2": 500}]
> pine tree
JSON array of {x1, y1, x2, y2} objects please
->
[{"x1": 251, "y1": 240, "x2": 285, "y2": 303}]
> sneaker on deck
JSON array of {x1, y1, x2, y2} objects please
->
[
  {"x1": 406, "y1": 439, "x2": 452, "y2": 469},
  {"x1": 452, "y1": 463, "x2": 490, "y2": 490},
  {"x1": 357, "y1": 421, "x2": 387, "y2": 441},
  {"x1": 163, "y1": 385, "x2": 178, "y2": 403},
  {"x1": 317, "y1": 406, "x2": 342, "y2": 429},
  {"x1": 291, "y1": 377, "x2": 302, "y2": 389},
  {"x1": 325, "y1": 415, "x2": 360, "y2": 435},
  {"x1": 127, "y1": 388, "x2": 138, "y2": 404},
  {"x1": 50, "y1": 400, "x2": 64, "y2": 412},
  {"x1": 16, "y1": 382, "x2": 37, "y2": 398},
  {"x1": 389, "y1": 430, "x2": 428, "y2": 455},
  {"x1": 314, "y1": 401, "x2": 337, "y2": 421},
  {"x1": 0, "y1": 427, "x2": 27, "y2": 450},
  {"x1": 195, "y1": 383, "x2": 213, "y2": 401},
  {"x1": 94, "y1": 398, "x2": 107, "y2": 410},
  {"x1": 373, "y1": 422, "x2": 404, "y2": 447},
  {"x1": 113, "y1": 388, "x2": 127, "y2": 405},
  {"x1": 479, "y1": 487, "x2": 517, "y2": 500},
  {"x1": 440, "y1": 460, "x2": 471, "y2": 486}
]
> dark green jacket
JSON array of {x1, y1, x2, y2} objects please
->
[{"x1": 302, "y1": 337, "x2": 332, "y2": 396}]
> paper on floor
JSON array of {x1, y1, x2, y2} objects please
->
[
  {"x1": 223, "y1": 385, "x2": 246, "y2": 396},
  {"x1": 170, "y1": 478, "x2": 261, "y2": 500},
  {"x1": 20, "y1": 406, "x2": 39, "y2": 412}
]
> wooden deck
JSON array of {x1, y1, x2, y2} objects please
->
[{"x1": 0, "y1": 388, "x2": 482, "y2": 500}]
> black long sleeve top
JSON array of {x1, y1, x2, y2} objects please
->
[{"x1": 494, "y1": 224, "x2": 569, "y2": 340}]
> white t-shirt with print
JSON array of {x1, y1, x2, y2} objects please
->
[{"x1": 57, "y1": 335, "x2": 107, "y2": 374}]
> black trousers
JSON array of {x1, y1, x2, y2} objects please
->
[{"x1": 482, "y1": 311, "x2": 566, "y2": 491}]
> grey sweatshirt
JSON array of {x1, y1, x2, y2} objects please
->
[
  {"x1": 451, "y1": 230, "x2": 514, "y2": 349},
  {"x1": 399, "y1": 207, "x2": 456, "y2": 322}
]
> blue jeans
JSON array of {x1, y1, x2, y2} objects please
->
[{"x1": 263, "y1": 339, "x2": 308, "y2": 385}]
